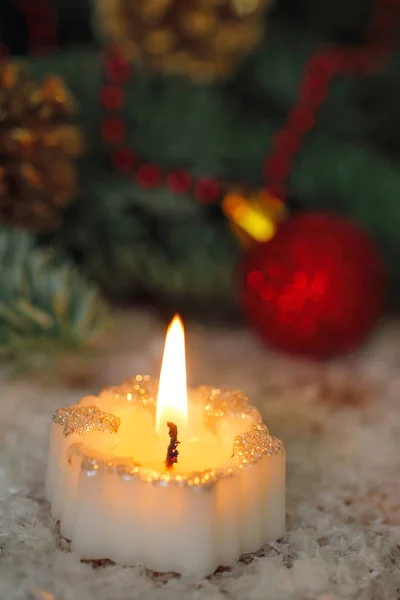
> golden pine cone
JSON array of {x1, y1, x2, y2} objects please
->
[
  {"x1": 95, "y1": 0, "x2": 272, "y2": 81},
  {"x1": 0, "y1": 62, "x2": 85, "y2": 231}
]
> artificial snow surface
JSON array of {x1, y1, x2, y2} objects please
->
[{"x1": 1, "y1": 310, "x2": 400, "y2": 600}]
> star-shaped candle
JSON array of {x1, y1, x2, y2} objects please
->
[{"x1": 46, "y1": 316, "x2": 285, "y2": 576}]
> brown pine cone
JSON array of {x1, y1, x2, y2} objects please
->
[
  {"x1": 95, "y1": 0, "x2": 271, "y2": 81},
  {"x1": 0, "y1": 62, "x2": 84, "y2": 231}
]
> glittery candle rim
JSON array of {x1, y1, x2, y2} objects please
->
[
  {"x1": 53, "y1": 405, "x2": 120, "y2": 437},
  {"x1": 66, "y1": 426, "x2": 284, "y2": 490},
  {"x1": 52, "y1": 376, "x2": 285, "y2": 489}
]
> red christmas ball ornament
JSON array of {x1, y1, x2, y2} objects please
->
[{"x1": 240, "y1": 213, "x2": 385, "y2": 358}]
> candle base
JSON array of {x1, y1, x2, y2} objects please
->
[
  {"x1": 48, "y1": 437, "x2": 285, "y2": 576},
  {"x1": 54, "y1": 521, "x2": 284, "y2": 579}
]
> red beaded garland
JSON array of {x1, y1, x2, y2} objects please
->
[
  {"x1": 96, "y1": 0, "x2": 399, "y2": 215},
  {"x1": 135, "y1": 165, "x2": 162, "y2": 188},
  {"x1": 287, "y1": 107, "x2": 316, "y2": 134},
  {"x1": 99, "y1": 86, "x2": 124, "y2": 110},
  {"x1": 101, "y1": 116, "x2": 125, "y2": 143},
  {"x1": 7, "y1": 0, "x2": 399, "y2": 210},
  {"x1": 273, "y1": 131, "x2": 301, "y2": 155},
  {"x1": 166, "y1": 170, "x2": 192, "y2": 194},
  {"x1": 105, "y1": 50, "x2": 132, "y2": 84},
  {"x1": 263, "y1": 156, "x2": 290, "y2": 181},
  {"x1": 263, "y1": 0, "x2": 400, "y2": 202},
  {"x1": 298, "y1": 76, "x2": 327, "y2": 105}
]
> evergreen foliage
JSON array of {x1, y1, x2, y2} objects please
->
[
  {"x1": 0, "y1": 227, "x2": 109, "y2": 374},
  {"x1": 60, "y1": 169, "x2": 240, "y2": 319}
]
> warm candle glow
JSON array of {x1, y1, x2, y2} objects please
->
[{"x1": 156, "y1": 315, "x2": 188, "y2": 436}]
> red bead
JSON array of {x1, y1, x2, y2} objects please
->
[
  {"x1": 194, "y1": 178, "x2": 221, "y2": 203},
  {"x1": 99, "y1": 86, "x2": 124, "y2": 110},
  {"x1": 112, "y1": 148, "x2": 136, "y2": 172},
  {"x1": 298, "y1": 75, "x2": 329, "y2": 105},
  {"x1": 166, "y1": 170, "x2": 192, "y2": 194},
  {"x1": 287, "y1": 107, "x2": 316, "y2": 133},
  {"x1": 101, "y1": 117, "x2": 126, "y2": 143},
  {"x1": 264, "y1": 156, "x2": 290, "y2": 181},
  {"x1": 239, "y1": 213, "x2": 385, "y2": 358},
  {"x1": 308, "y1": 51, "x2": 345, "y2": 75},
  {"x1": 273, "y1": 131, "x2": 301, "y2": 155},
  {"x1": 136, "y1": 165, "x2": 162, "y2": 188},
  {"x1": 105, "y1": 50, "x2": 131, "y2": 84}
]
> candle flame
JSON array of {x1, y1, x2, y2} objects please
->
[{"x1": 156, "y1": 315, "x2": 188, "y2": 436}]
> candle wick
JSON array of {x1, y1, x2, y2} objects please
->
[{"x1": 165, "y1": 421, "x2": 180, "y2": 470}]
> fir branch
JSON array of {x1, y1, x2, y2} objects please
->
[
  {"x1": 0, "y1": 227, "x2": 110, "y2": 375},
  {"x1": 58, "y1": 170, "x2": 240, "y2": 320}
]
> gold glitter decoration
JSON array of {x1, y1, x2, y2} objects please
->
[
  {"x1": 69, "y1": 441, "x2": 233, "y2": 490},
  {"x1": 53, "y1": 405, "x2": 120, "y2": 437},
  {"x1": 204, "y1": 386, "x2": 263, "y2": 432},
  {"x1": 55, "y1": 377, "x2": 284, "y2": 489},
  {"x1": 68, "y1": 421, "x2": 283, "y2": 490},
  {"x1": 98, "y1": 374, "x2": 158, "y2": 413},
  {"x1": 233, "y1": 424, "x2": 284, "y2": 463},
  {"x1": 95, "y1": 0, "x2": 272, "y2": 81},
  {"x1": 0, "y1": 61, "x2": 84, "y2": 231}
]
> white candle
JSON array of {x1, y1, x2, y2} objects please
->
[{"x1": 46, "y1": 316, "x2": 285, "y2": 577}]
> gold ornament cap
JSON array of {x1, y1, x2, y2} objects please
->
[{"x1": 222, "y1": 190, "x2": 287, "y2": 247}]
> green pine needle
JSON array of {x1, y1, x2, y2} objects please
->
[{"x1": 0, "y1": 227, "x2": 110, "y2": 376}]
